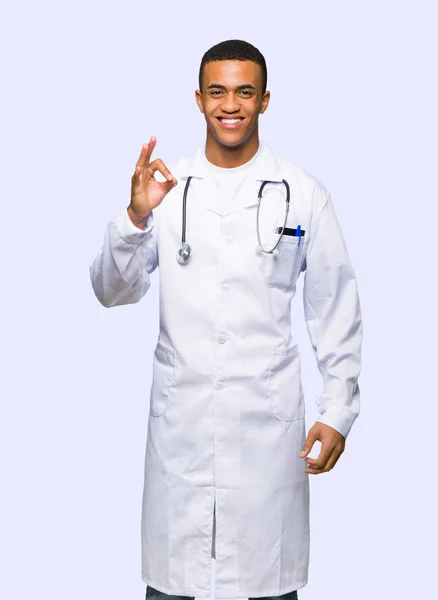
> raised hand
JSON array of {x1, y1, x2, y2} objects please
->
[{"x1": 128, "y1": 136, "x2": 178, "y2": 228}]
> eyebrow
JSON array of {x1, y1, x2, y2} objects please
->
[{"x1": 206, "y1": 83, "x2": 256, "y2": 91}]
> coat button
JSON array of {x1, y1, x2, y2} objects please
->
[
  {"x1": 216, "y1": 333, "x2": 228, "y2": 344},
  {"x1": 221, "y1": 283, "x2": 231, "y2": 293},
  {"x1": 214, "y1": 381, "x2": 225, "y2": 391},
  {"x1": 226, "y1": 237, "x2": 233, "y2": 245}
]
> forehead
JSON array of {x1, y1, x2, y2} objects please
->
[{"x1": 202, "y1": 60, "x2": 262, "y2": 88}]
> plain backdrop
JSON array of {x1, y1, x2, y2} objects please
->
[{"x1": 1, "y1": 1, "x2": 437, "y2": 599}]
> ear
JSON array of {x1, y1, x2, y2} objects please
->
[
  {"x1": 195, "y1": 89, "x2": 204, "y2": 113},
  {"x1": 259, "y1": 90, "x2": 271, "y2": 114}
]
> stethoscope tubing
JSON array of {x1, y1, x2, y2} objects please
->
[
  {"x1": 256, "y1": 179, "x2": 290, "y2": 254},
  {"x1": 181, "y1": 176, "x2": 192, "y2": 244},
  {"x1": 177, "y1": 177, "x2": 291, "y2": 263}
]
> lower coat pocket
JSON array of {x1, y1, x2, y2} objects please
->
[
  {"x1": 268, "y1": 343, "x2": 304, "y2": 422},
  {"x1": 149, "y1": 339, "x2": 176, "y2": 417}
]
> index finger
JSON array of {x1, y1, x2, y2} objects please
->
[
  {"x1": 136, "y1": 136, "x2": 157, "y2": 170},
  {"x1": 305, "y1": 443, "x2": 334, "y2": 469}
]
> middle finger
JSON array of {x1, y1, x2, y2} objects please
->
[
  {"x1": 305, "y1": 446, "x2": 336, "y2": 473},
  {"x1": 305, "y1": 445, "x2": 334, "y2": 470}
]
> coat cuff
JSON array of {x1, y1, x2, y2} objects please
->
[
  {"x1": 315, "y1": 404, "x2": 358, "y2": 439},
  {"x1": 113, "y1": 208, "x2": 155, "y2": 244}
]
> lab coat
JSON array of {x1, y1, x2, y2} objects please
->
[{"x1": 89, "y1": 141, "x2": 363, "y2": 598}]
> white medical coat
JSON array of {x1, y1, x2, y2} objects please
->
[{"x1": 89, "y1": 141, "x2": 363, "y2": 598}]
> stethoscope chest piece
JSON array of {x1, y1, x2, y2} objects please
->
[{"x1": 176, "y1": 242, "x2": 192, "y2": 265}]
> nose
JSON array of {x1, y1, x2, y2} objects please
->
[{"x1": 221, "y1": 92, "x2": 240, "y2": 113}]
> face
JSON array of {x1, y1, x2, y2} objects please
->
[{"x1": 195, "y1": 60, "x2": 270, "y2": 149}]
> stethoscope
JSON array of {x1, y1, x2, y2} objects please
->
[{"x1": 176, "y1": 176, "x2": 291, "y2": 265}]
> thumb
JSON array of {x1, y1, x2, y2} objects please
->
[{"x1": 300, "y1": 428, "x2": 318, "y2": 457}]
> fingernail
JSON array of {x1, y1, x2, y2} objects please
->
[
  {"x1": 167, "y1": 173, "x2": 173, "y2": 181},
  {"x1": 300, "y1": 450, "x2": 306, "y2": 457}
]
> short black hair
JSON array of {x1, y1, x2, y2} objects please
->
[{"x1": 199, "y1": 39, "x2": 267, "y2": 95}]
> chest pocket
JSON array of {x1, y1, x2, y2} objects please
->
[
  {"x1": 257, "y1": 180, "x2": 307, "y2": 290},
  {"x1": 262, "y1": 237, "x2": 307, "y2": 289}
]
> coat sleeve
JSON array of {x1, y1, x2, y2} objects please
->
[
  {"x1": 89, "y1": 207, "x2": 158, "y2": 308},
  {"x1": 302, "y1": 182, "x2": 363, "y2": 439}
]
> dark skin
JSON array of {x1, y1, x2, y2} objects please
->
[
  {"x1": 195, "y1": 60, "x2": 270, "y2": 167},
  {"x1": 129, "y1": 59, "x2": 346, "y2": 473},
  {"x1": 299, "y1": 422, "x2": 346, "y2": 474}
]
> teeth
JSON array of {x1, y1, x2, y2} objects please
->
[{"x1": 220, "y1": 118, "x2": 242, "y2": 123}]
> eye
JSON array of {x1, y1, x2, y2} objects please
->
[
  {"x1": 210, "y1": 90, "x2": 223, "y2": 96},
  {"x1": 240, "y1": 90, "x2": 252, "y2": 96}
]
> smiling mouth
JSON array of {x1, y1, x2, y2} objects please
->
[
  {"x1": 216, "y1": 117, "x2": 245, "y2": 129},
  {"x1": 217, "y1": 117, "x2": 244, "y2": 123}
]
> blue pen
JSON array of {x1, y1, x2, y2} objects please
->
[{"x1": 296, "y1": 224, "x2": 301, "y2": 246}]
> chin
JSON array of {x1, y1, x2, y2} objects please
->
[
  {"x1": 214, "y1": 131, "x2": 249, "y2": 148},
  {"x1": 218, "y1": 137, "x2": 245, "y2": 148}
]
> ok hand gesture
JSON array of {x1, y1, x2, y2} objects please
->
[{"x1": 128, "y1": 136, "x2": 178, "y2": 228}]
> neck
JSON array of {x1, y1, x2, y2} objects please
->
[{"x1": 204, "y1": 130, "x2": 260, "y2": 168}]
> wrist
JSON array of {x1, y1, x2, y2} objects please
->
[{"x1": 127, "y1": 205, "x2": 151, "y2": 229}]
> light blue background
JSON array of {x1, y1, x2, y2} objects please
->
[{"x1": 1, "y1": 1, "x2": 436, "y2": 599}]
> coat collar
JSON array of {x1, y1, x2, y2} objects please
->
[{"x1": 177, "y1": 141, "x2": 284, "y2": 215}]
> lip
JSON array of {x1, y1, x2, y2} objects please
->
[{"x1": 216, "y1": 117, "x2": 245, "y2": 130}]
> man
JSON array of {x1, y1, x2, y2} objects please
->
[{"x1": 89, "y1": 39, "x2": 363, "y2": 600}]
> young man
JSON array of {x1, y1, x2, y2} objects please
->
[{"x1": 89, "y1": 39, "x2": 363, "y2": 600}]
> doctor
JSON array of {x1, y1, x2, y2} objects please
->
[{"x1": 89, "y1": 39, "x2": 363, "y2": 600}]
